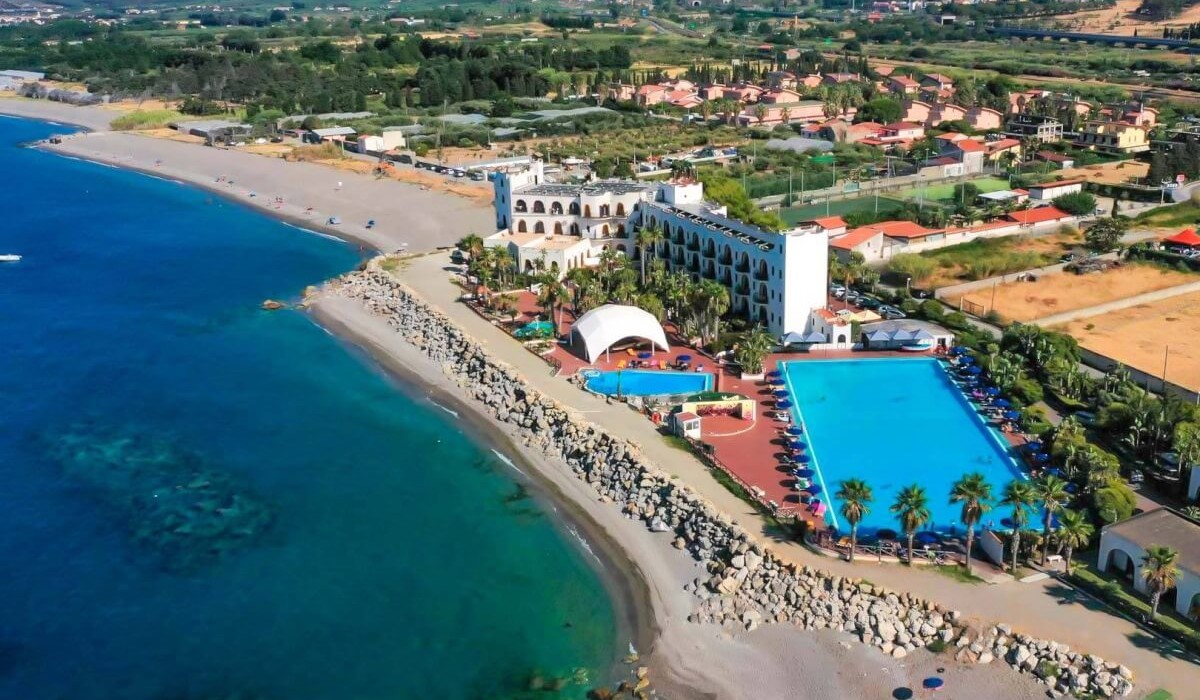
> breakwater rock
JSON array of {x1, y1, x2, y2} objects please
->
[{"x1": 329, "y1": 264, "x2": 1133, "y2": 699}]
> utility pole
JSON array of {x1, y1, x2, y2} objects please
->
[{"x1": 1162, "y1": 345, "x2": 1170, "y2": 394}]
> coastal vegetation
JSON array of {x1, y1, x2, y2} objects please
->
[{"x1": 110, "y1": 108, "x2": 184, "y2": 131}]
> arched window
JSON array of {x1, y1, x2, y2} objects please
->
[
  {"x1": 515, "y1": 200, "x2": 527, "y2": 213},
  {"x1": 533, "y1": 201, "x2": 545, "y2": 214},
  {"x1": 617, "y1": 223, "x2": 626, "y2": 236},
  {"x1": 569, "y1": 202, "x2": 580, "y2": 215},
  {"x1": 517, "y1": 220, "x2": 527, "y2": 233},
  {"x1": 616, "y1": 202, "x2": 626, "y2": 216},
  {"x1": 602, "y1": 224, "x2": 610, "y2": 236},
  {"x1": 599, "y1": 204, "x2": 610, "y2": 217},
  {"x1": 616, "y1": 244, "x2": 627, "y2": 254},
  {"x1": 554, "y1": 222, "x2": 563, "y2": 235},
  {"x1": 550, "y1": 261, "x2": 560, "y2": 274},
  {"x1": 584, "y1": 205, "x2": 592, "y2": 218},
  {"x1": 569, "y1": 223, "x2": 580, "y2": 235},
  {"x1": 534, "y1": 221, "x2": 545, "y2": 233},
  {"x1": 550, "y1": 202, "x2": 563, "y2": 215}
]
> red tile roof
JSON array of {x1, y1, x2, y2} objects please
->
[
  {"x1": 891, "y1": 76, "x2": 919, "y2": 87},
  {"x1": 833, "y1": 220, "x2": 940, "y2": 248},
  {"x1": 1031, "y1": 179, "x2": 1084, "y2": 190},
  {"x1": 810, "y1": 216, "x2": 848, "y2": 230},
  {"x1": 884, "y1": 121, "x2": 923, "y2": 131},
  {"x1": 1166, "y1": 228, "x2": 1200, "y2": 247},
  {"x1": 1037, "y1": 151, "x2": 1074, "y2": 163},
  {"x1": 829, "y1": 227, "x2": 884, "y2": 250},
  {"x1": 953, "y1": 138, "x2": 986, "y2": 153},
  {"x1": 986, "y1": 138, "x2": 1022, "y2": 151},
  {"x1": 935, "y1": 132, "x2": 967, "y2": 141},
  {"x1": 1006, "y1": 206, "x2": 1071, "y2": 225}
]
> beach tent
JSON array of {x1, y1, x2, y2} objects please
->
[
  {"x1": 802, "y1": 331, "x2": 827, "y2": 343},
  {"x1": 1165, "y1": 229, "x2": 1200, "y2": 249},
  {"x1": 571, "y1": 304, "x2": 670, "y2": 364},
  {"x1": 781, "y1": 331, "x2": 807, "y2": 345}
]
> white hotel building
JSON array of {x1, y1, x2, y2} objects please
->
[{"x1": 485, "y1": 161, "x2": 829, "y2": 335}]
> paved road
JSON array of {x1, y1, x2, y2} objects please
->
[{"x1": 402, "y1": 253, "x2": 1200, "y2": 699}]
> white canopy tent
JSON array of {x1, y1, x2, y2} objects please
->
[{"x1": 571, "y1": 304, "x2": 670, "y2": 363}]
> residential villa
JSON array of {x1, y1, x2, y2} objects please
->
[
  {"x1": 1006, "y1": 114, "x2": 1064, "y2": 143},
  {"x1": 859, "y1": 121, "x2": 924, "y2": 148},
  {"x1": 1099, "y1": 509, "x2": 1200, "y2": 620},
  {"x1": 487, "y1": 161, "x2": 833, "y2": 335},
  {"x1": 735, "y1": 100, "x2": 830, "y2": 127},
  {"x1": 887, "y1": 75, "x2": 920, "y2": 96},
  {"x1": 900, "y1": 100, "x2": 1000, "y2": 131},
  {"x1": 1075, "y1": 120, "x2": 1150, "y2": 154}
]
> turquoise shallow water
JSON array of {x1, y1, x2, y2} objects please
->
[
  {"x1": 781, "y1": 358, "x2": 1025, "y2": 535},
  {"x1": 0, "y1": 116, "x2": 617, "y2": 699}
]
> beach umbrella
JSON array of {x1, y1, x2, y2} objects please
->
[
  {"x1": 677, "y1": 354, "x2": 693, "y2": 362},
  {"x1": 950, "y1": 346, "x2": 968, "y2": 355},
  {"x1": 1000, "y1": 517, "x2": 1016, "y2": 529},
  {"x1": 1004, "y1": 410, "x2": 1021, "y2": 421},
  {"x1": 1047, "y1": 468, "x2": 1065, "y2": 477},
  {"x1": 793, "y1": 468, "x2": 813, "y2": 479},
  {"x1": 1034, "y1": 452, "x2": 1050, "y2": 462},
  {"x1": 892, "y1": 688, "x2": 914, "y2": 700},
  {"x1": 984, "y1": 386, "x2": 1001, "y2": 396},
  {"x1": 922, "y1": 677, "x2": 945, "y2": 691},
  {"x1": 877, "y1": 528, "x2": 898, "y2": 540},
  {"x1": 638, "y1": 351, "x2": 652, "y2": 359},
  {"x1": 916, "y1": 531, "x2": 940, "y2": 545},
  {"x1": 1065, "y1": 483, "x2": 1079, "y2": 494},
  {"x1": 773, "y1": 389, "x2": 790, "y2": 398},
  {"x1": 766, "y1": 370, "x2": 782, "y2": 379},
  {"x1": 965, "y1": 365, "x2": 982, "y2": 375},
  {"x1": 806, "y1": 484, "x2": 822, "y2": 495},
  {"x1": 794, "y1": 453, "x2": 811, "y2": 464},
  {"x1": 959, "y1": 356, "x2": 976, "y2": 365},
  {"x1": 785, "y1": 426, "x2": 803, "y2": 436},
  {"x1": 994, "y1": 398, "x2": 1012, "y2": 409},
  {"x1": 777, "y1": 399, "x2": 793, "y2": 409},
  {"x1": 1026, "y1": 440, "x2": 1044, "y2": 451}
]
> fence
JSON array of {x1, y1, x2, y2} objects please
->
[{"x1": 1078, "y1": 347, "x2": 1199, "y2": 403}]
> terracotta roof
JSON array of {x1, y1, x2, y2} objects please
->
[
  {"x1": 816, "y1": 308, "x2": 838, "y2": 320},
  {"x1": 1037, "y1": 150, "x2": 1074, "y2": 163},
  {"x1": 884, "y1": 121, "x2": 923, "y2": 131},
  {"x1": 953, "y1": 139, "x2": 986, "y2": 153},
  {"x1": 829, "y1": 227, "x2": 885, "y2": 250},
  {"x1": 986, "y1": 138, "x2": 1022, "y2": 151},
  {"x1": 810, "y1": 216, "x2": 848, "y2": 230},
  {"x1": 1031, "y1": 179, "x2": 1084, "y2": 190},
  {"x1": 1166, "y1": 228, "x2": 1200, "y2": 247},
  {"x1": 675, "y1": 411, "x2": 700, "y2": 422},
  {"x1": 1006, "y1": 206, "x2": 1070, "y2": 225},
  {"x1": 936, "y1": 132, "x2": 967, "y2": 141},
  {"x1": 891, "y1": 76, "x2": 919, "y2": 87}
]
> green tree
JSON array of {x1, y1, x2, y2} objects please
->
[
  {"x1": 1035, "y1": 475, "x2": 1071, "y2": 566},
  {"x1": 1052, "y1": 191, "x2": 1098, "y2": 216},
  {"x1": 733, "y1": 325, "x2": 774, "y2": 376},
  {"x1": 950, "y1": 472, "x2": 993, "y2": 575},
  {"x1": 456, "y1": 233, "x2": 484, "y2": 259},
  {"x1": 635, "y1": 224, "x2": 663, "y2": 285},
  {"x1": 1084, "y1": 217, "x2": 1128, "y2": 253},
  {"x1": 1140, "y1": 545, "x2": 1181, "y2": 619},
  {"x1": 1093, "y1": 481, "x2": 1137, "y2": 524},
  {"x1": 1054, "y1": 509, "x2": 1093, "y2": 574},
  {"x1": 836, "y1": 478, "x2": 873, "y2": 563},
  {"x1": 1002, "y1": 481, "x2": 1037, "y2": 571},
  {"x1": 891, "y1": 485, "x2": 931, "y2": 565}
]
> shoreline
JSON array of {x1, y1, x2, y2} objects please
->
[{"x1": 307, "y1": 299, "x2": 658, "y2": 689}]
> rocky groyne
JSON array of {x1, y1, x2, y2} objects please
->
[{"x1": 325, "y1": 263, "x2": 1134, "y2": 699}]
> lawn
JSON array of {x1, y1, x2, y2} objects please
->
[
  {"x1": 780, "y1": 195, "x2": 905, "y2": 225},
  {"x1": 892, "y1": 176, "x2": 1011, "y2": 204},
  {"x1": 1134, "y1": 201, "x2": 1200, "y2": 230}
]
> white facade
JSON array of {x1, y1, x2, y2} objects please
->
[
  {"x1": 1098, "y1": 509, "x2": 1200, "y2": 619},
  {"x1": 640, "y1": 183, "x2": 828, "y2": 335}
]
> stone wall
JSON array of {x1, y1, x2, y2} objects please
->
[{"x1": 327, "y1": 264, "x2": 1134, "y2": 699}]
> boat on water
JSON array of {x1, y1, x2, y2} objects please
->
[{"x1": 0, "y1": 254, "x2": 21, "y2": 263}]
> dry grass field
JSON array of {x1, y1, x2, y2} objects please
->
[
  {"x1": 954, "y1": 264, "x2": 1196, "y2": 322},
  {"x1": 1056, "y1": 290, "x2": 1200, "y2": 392},
  {"x1": 1053, "y1": 0, "x2": 1200, "y2": 34}
]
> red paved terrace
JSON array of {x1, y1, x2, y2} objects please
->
[{"x1": 472, "y1": 288, "x2": 1032, "y2": 529}]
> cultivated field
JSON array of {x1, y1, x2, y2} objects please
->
[
  {"x1": 953, "y1": 263, "x2": 1197, "y2": 322},
  {"x1": 1057, "y1": 290, "x2": 1200, "y2": 392}
]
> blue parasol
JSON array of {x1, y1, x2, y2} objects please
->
[
  {"x1": 638, "y1": 351, "x2": 652, "y2": 359},
  {"x1": 922, "y1": 677, "x2": 945, "y2": 691},
  {"x1": 950, "y1": 346, "x2": 968, "y2": 355},
  {"x1": 774, "y1": 389, "x2": 790, "y2": 398},
  {"x1": 1000, "y1": 517, "x2": 1016, "y2": 529},
  {"x1": 766, "y1": 370, "x2": 782, "y2": 378},
  {"x1": 1027, "y1": 440, "x2": 1044, "y2": 450},
  {"x1": 795, "y1": 453, "x2": 811, "y2": 463},
  {"x1": 786, "y1": 425, "x2": 803, "y2": 436},
  {"x1": 1065, "y1": 483, "x2": 1079, "y2": 494},
  {"x1": 793, "y1": 468, "x2": 813, "y2": 479},
  {"x1": 1047, "y1": 468, "x2": 1064, "y2": 477},
  {"x1": 777, "y1": 399, "x2": 793, "y2": 409},
  {"x1": 1004, "y1": 410, "x2": 1021, "y2": 420},
  {"x1": 1034, "y1": 452, "x2": 1050, "y2": 462},
  {"x1": 984, "y1": 386, "x2": 1001, "y2": 396},
  {"x1": 994, "y1": 398, "x2": 1012, "y2": 409},
  {"x1": 959, "y1": 356, "x2": 976, "y2": 365},
  {"x1": 806, "y1": 483, "x2": 822, "y2": 495},
  {"x1": 916, "y1": 531, "x2": 940, "y2": 545},
  {"x1": 965, "y1": 365, "x2": 983, "y2": 375},
  {"x1": 677, "y1": 354, "x2": 693, "y2": 362},
  {"x1": 877, "y1": 528, "x2": 898, "y2": 540}
]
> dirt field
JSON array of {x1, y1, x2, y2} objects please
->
[
  {"x1": 1057, "y1": 290, "x2": 1200, "y2": 392},
  {"x1": 1053, "y1": 0, "x2": 1200, "y2": 34},
  {"x1": 956, "y1": 263, "x2": 1197, "y2": 322},
  {"x1": 1057, "y1": 160, "x2": 1149, "y2": 186}
]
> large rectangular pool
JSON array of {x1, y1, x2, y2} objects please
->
[
  {"x1": 781, "y1": 358, "x2": 1024, "y2": 535},
  {"x1": 583, "y1": 369, "x2": 713, "y2": 397}
]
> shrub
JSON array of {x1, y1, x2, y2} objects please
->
[
  {"x1": 943, "y1": 311, "x2": 969, "y2": 329},
  {"x1": 1093, "y1": 482, "x2": 1137, "y2": 524},
  {"x1": 1053, "y1": 191, "x2": 1098, "y2": 216},
  {"x1": 888, "y1": 253, "x2": 936, "y2": 284},
  {"x1": 919, "y1": 300, "x2": 944, "y2": 320},
  {"x1": 1010, "y1": 376, "x2": 1045, "y2": 406},
  {"x1": 110, "y1": 109, "x2": 182, "y2": 131}
]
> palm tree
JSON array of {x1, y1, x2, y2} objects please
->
[
  {"x1": 836, "y1": 478, "x2": 873, "y2": 563},
  {"x1": 950, "y1": 472, "x2": 993, "y2": 575},
  {"x1": 1140, "y1": 545, "x2": 1181, "y2": 620},
  {"x1": 734, "y1": 324, "x2": 774, "y2": 376},
  {"x1": 456, "y1": 233, "x2": 484, "y2": 259},
  {"x1": 891, "y1": 485, "x2": 931, "y2": 565},
  {"x1": 635, "y1": 224, "x2": 664, "y2": 284},
  {"x1": 753, "y1": 102, "x2": 769, "y2": 126},
  {"x1": 1002, "y1": 481, "x2": 1038, "y2": 572},
  {"x1": 1054, "y1": 509, "x2": 1093, "y2": 574},
  {"x1": 1035, "y1": 475, "x2": 1072, "y2": 566},
  {"x1": 536, "y1": 275, "x2": 570, "y2": 331}
]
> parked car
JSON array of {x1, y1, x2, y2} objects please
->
[
  {"x1": 856, "y1": 296, "x2": 883, "y2": 311},
  {"x1": 829, "y1": 283, "x2": 846, "y2": 295},
  {"x1": 878, "y1": 305, "x2": 907, "y2": 320}
]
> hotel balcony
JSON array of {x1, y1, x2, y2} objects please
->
[{"x1": 734, "y1": 261, "x2": 750, "y2": 274}]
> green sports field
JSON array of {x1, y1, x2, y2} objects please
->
[
  {"x1": 779, "y1": 195, "x2": 905, "y2": 225},
  {"x1": 892, "y1": 176, "x2": 1011, "y2": 204}
]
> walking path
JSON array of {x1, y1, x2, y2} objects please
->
[
  {"x1": 402, "y1": 253, "x2": 1200, "y2": 697},
  {"x1": 1030, "y1": 279, "x2": 1200, "y2": 327}
]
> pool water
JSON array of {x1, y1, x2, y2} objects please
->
[
  {"x1": 780, "y1": 358, "x2": 1024, "y2": 535},
  {"x1": 584, "y1": 370, "x2": 713, "y2": 397},
  {"x1": 515, "y1": 320, "x2": 555, "y2": 338}
]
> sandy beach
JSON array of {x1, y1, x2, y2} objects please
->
[
  {"x1": 3, "y1": 97, "x2": 1189, "y2": 699},
  {"x1": 311, "y1": 293, "x2": 1051, "y2": 700},
  {"x1": 0, "y1": 98, "x2": 495, "y2": 254}
]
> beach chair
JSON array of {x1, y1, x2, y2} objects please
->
[
  {"x1": 616, "y1": 360, "x2": 626, "y2": 369},
  {"x1": 658, "y1": 360, "x2": 667, "y2": 370}
]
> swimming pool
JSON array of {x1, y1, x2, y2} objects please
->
[
  {"x1": 780, "y1": 358, "x2": 1024, "y2": 535},
  {"x1": 583, "y1": 369, "x2": 713, "y2": 397}
]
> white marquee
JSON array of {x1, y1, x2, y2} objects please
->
[{"x1": 571, "y1": 304, "x2": 670, "y2": 363}]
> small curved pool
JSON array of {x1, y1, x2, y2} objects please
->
[
  {"x1": 514, "y1": 320, "x2": 555, "y2": 339},
  {"x1": 583, "y1": 369, "x2": 713, "y2": 397}
]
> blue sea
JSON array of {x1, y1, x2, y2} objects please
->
[{"x1": 0, "y1": 116, "x2": 618, "y2": 699}]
